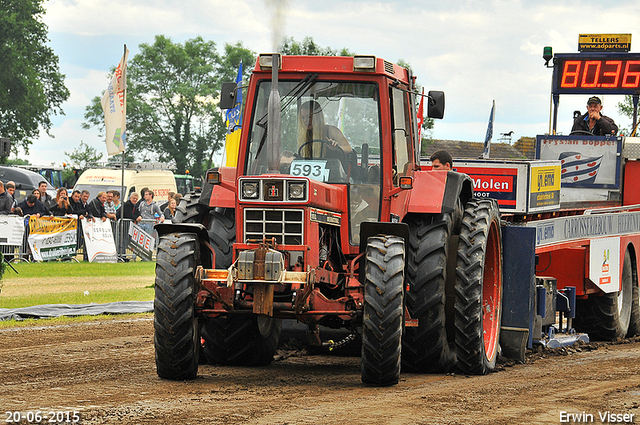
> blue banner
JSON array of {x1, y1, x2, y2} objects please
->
[
  {"x1": 225, "y1": 61, "x2": 243, "y2": 133},
  {"x1": 483, "y1": 100, "x2": 495, "y2": 159}
]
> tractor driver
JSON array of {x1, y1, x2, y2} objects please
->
[
  {"x1": 571, "y1": 96, "x2": 618, "y2": 136},
  {"x1": 297, "y1": 100, "x2": 353, "y2": 159}
]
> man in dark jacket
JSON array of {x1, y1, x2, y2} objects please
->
[
  {"x1": 18, "y1": 195, "x2": 49, "y2": 217},
  {"x1": 571, "y1": 96, "x2": 618, "y2": 136},
  {"x1": 0, "y1": 181, "x2": 13, "y2": 214},
  {"x1": 87, "y1": 191, "x2": 108, "y2": 222},
  {"x1": 117, "y1": 192, "x2": 139, "y2": 220}
]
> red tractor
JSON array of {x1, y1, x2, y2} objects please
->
[{"x1": 153, "y1": 54, "x2": 502, "y2": 385}]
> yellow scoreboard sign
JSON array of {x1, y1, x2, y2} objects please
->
[{"x1": 578, "y1": 34, "x2": 631, "y2": 52}]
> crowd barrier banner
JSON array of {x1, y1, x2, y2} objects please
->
[
  {"x1": 27, "y1": 216, "x2": 78, "y2": 262},
  {"x1": 128, "y1": 223, "x2": 155, "y2": 261},
  {"x1": 0, "y1": 215, "x2": 25, "y2": 245},
  {"x1": 81, "y1": 218, "x2": 117, "y2": 263}
]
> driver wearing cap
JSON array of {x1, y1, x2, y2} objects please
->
[{"x1": 571, "y1": 96, "x2": 618, "y2": 136}]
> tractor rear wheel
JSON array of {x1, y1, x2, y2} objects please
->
[
  {"x1": 361, "y1": 235, "x2": 405, "y2": 386},
  {"x1": 575, "y1": 249, "x2": 633, "y2": 340},
  {"x1": 202, "y1": 315, "x2": 282, "y2": 366},
  {"x1": 173, "y1": 192, "x2": 207, "y2": 224},
  {"x1": 154, "y1": 232, "x2": 200, "y2": 380},
  {"x1": 454, "y1": 199, "x2": 503, "y2": 375},
  {"x1": 199, "y1": 207, "x2": 281, "y2": 366},
  {"x1": 402, "y1": 214, "x2": 455, "y2": 373},
  {"x1": 207, "y1": 208, "x2": 236, "y2": 269}
]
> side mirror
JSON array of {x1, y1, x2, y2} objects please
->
[
  {"x1": 427, "y1": 90, "x2": 445, "y2": 119},
  {"x1": 219, "y1": 82, "x2": 237, "y2": 110}
]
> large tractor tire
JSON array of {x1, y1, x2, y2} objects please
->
[
  {"x1": 454, "y1": 199, "x2": 503, "y2": 375},
  {"x1": 361, "y1": 235, "x2": 405, "y2": 386},
  {"x1": 575, "y1": 249, "x2": 633, "y2": 340},
  {"x1": 154, "y1": 232, "x2": 200, "y2": 380},
  {"x1": 202, "y1": 315, "x2": 281, "y2": 366},
  {"x1": 207, "y1": 208, "x2": 236, "y2": 269},
  {"x1": 173, "y1": 192, "x2": 208, "y2": 224},
  {"x1": 402, "y1": 214, "x2": 455, "y2": 373}
]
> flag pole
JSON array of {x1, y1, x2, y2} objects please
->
[{"x1": 120, "y1": 44, "x2": 127, "y2": 261}]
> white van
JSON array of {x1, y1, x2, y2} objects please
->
[{"x1": 73, "y1": 167, "x2": 177, "y2": 201}]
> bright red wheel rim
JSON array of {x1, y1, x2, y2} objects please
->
[{"x1": 482, "y1": 220, "x2": 501, "y2": 361}]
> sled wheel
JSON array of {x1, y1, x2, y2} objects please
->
[{"x1": 575, "y1": 248, "x2": 633, "y2": 340}]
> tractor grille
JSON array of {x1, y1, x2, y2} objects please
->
[{"x1": 244, "y1": 208, "x2": 304, "y2": 245}]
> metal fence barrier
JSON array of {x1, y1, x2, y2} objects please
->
[{"x1": 0, "y1": 215, "x2": 160, "y2": 263}]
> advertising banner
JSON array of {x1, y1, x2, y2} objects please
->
[
  {"x1": 81, "y1": 218, "x2": 117, "y2": 263},
  {"x1": 27, "y1": 216, "x2": 77, "y2": 262},
  {"x1": 536, "y1": 135, "x2": 622, "y2": 189},
  {"x1": 589, "y1": 237, "x2": 620, "y2": 293},
  {"x1": 529, "y1": 164, "x2": 561, "y2": 210},
  {"x1": 128, "y1": 223, "x2": 155, "y2": 262},
  {"x1": 0, "y1": 215, "x2": 26, "y2": 246}
]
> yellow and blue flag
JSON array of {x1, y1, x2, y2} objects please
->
[{"x1": 224, "y1": 62, "x2": 243, "y2": 167}]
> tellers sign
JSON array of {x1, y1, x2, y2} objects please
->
[{"x1": 553, "y1": 53, "x2": 640, "y2": 95}]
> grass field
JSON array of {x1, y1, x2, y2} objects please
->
[{"x1": 0, "y1": 261, "x2": 156, "y2": 309}]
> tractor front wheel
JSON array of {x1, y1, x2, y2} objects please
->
[
  {"x1": 361, "y1": 235, "x2": 405, "y2": 386},
  {"x1": 154, "y1": 232, "x2": 200, "y2": 380}
]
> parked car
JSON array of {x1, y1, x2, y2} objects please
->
[{"x1": 0, "y1": 166, "x2": 56, "y2": 203}]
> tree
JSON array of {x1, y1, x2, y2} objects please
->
[
  {"x1": 0, "y1": 0, "x2": 70, "y2": 154},
  {"x1": 279, "y1": 36, "x2": 354, "y2": 56},
  {"x1": 396, "y1": 60, "x2": 435, "y2": 141},
  {"x1": 4, "y1": 158, "x2": 30, "y2": 165},
  {"x1": 617, "y1": 95, "x2": 638, "y2": 136},
  {"x1": 84, "y1": 36, "x2": 255, "y2": 177},
  {"x1": 64, "y1": 141, "x2": 104, "y2": 169}
]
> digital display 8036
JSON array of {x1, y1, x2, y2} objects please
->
[{"x1": 553, "y1": 53, "x2": 640, "y2": 95}]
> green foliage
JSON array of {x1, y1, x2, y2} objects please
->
[
  {"x1": 616, "y1": 95, "x2": 636, "y2": 135},
  {"x1": 0, "y1": 0, "x2": 70, "y2": 154},
  {"x1": 64, "y1": 141, "x2": 104, "y2": 169},
  {"x1": 279, "y1": 36, "x2": 355, "y2": 56},
  {"x1": 83, "y1": 36, "x2": 255, "y2": 178},
  {"x1": 396, "y1": 60, "x2": 435, "y2": 141},
  {"x1": 4, "y1": 158, "x2": 30, "y2": 165}
]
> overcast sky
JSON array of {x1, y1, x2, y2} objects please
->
[{"x1": 25, "y1": 0, "x2": 640, "y2": 166}]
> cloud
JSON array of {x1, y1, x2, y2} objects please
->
[{"x1": 25, "y1": 0, "x2": 640, "y2": 166}]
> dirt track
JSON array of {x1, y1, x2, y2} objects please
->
[{"x1": 1, "y1": 317, "x2": 639, "y2": 425}]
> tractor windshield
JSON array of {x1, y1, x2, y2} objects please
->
[
  {"x1": 245, "y1": 81, "x2": 381, "y2": 183},
  {"x1": 245, "y1": 79, "x2": 382, "y2": 245}
]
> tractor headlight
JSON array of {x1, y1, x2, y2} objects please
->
[
  {"x1": 242, "y1": 181, "x2": 259, "y2": 199},
  {"x1": 288, "y1": 182, "x2": 306, "y2": 200}
]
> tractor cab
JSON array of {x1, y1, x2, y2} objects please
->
[{"x1": 232, "y1": 53, "x2": 445, "y2": 249}]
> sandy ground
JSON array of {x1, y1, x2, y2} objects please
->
[{"x1": 1, "y1": 317, "x2": 639, "y2": 425}]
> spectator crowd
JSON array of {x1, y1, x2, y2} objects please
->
[{"x1": 1, "y1": 181, "x2": 184, "y2": 225}]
